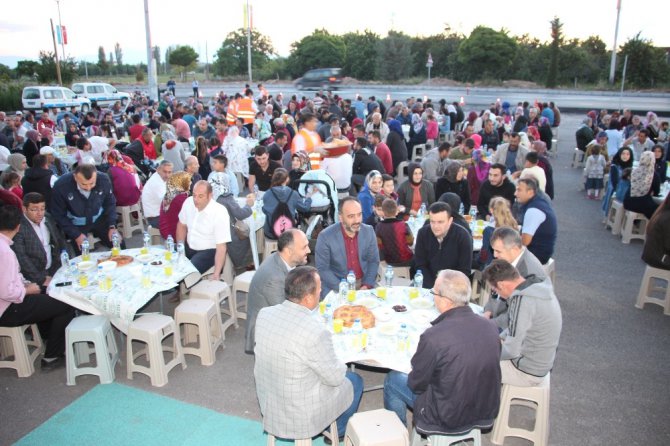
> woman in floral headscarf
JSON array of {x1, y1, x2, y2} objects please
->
[
  {"x1": 106, "y1": 149, "x2": 140, "y2": 206},
  {"x1": 159, "y1": 171, "x2": 192, "y2": 240},
  {"x1": 467, "y1": 148, "x2": 490, "y2": 208},
  {"x1": 223, "y1": 126, "x2": 250, "y2": 179},
  {"x1": 623, "y1": 151, "x2": 660, "y2": 219},
  {"x1": 407, "y1": 112, "x2": 427, "y2": 159},
  {"x1": 213, "y1": 172, "x2": 255, "y2": 269}
]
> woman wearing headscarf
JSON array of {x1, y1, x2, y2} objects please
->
[
  {"x1": 214, "y1": 172, "x2": 255, "y2": 270},
  {"x1": 3, "y1": 153, "x2": 27, "y2": 179},
  {"x1": 531, "y1": 141, "x2": 555, "y2": 200},
  {"x1": 22, "y1": 130, "x2": 40, "y2": 167},
  {"x1": 602, "y1": 146, "x2": 635, "y2": 215},
  {"x1": 407, "y1": 113, "x2": 427, "y2": 160},
  {"x1": 358, "y1": 170, "x2": 383, "y2": 221},
  {"x1": 623, "y1": 151, "x2": 660, "y2": 219},
  {"x1": 222, "y1": 126, "x2": 250, "y2": 179},
  {"x1": 538, "y1": 116, "x2": 553, "y2": 152},
  {"x1": 466, "y1": 148, "x2": 490, "y2": 209},
  {"x1": 159, "y1": 171, "x2": 192, "y2": 240},
  {"x1": 386, "y1": 119, "x2": 408, "y2": 175},
  {"x1": 396, "y1": 162, "x2": 435, "y2": 218},
  {"x1": 652, "y1": 144, "x2": 667, "y2": 183},
  {"x1": 575, "y1": 117, "x2": 594, "y2": 152},
  {"x1": 106, "y1": 149, "x2": 141, "y2": 207},
  {"x1": 436, "y1": 162, "x2": 471, "y2": 214},
  {"x1": 65, "y1": 122, "x2": 83, "y2": 147},
  {"x1": 512, "y1": 107, "x2": 528, "y2": 133},
  {"x1": 288, "y1": 151, "x2": 310, "y2": 190}
]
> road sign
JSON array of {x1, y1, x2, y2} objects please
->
[{"x1": 426, "y1": 53, "x2": 433, "y2": 68}]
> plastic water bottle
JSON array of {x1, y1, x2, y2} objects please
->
[
  {"x1": 323, "y1": 303, "x2": 332, "y2": 325},
  {"x1": 165, "y1": 235, "x2": 174, "y2": 260},
  {"x1": 458, "y1": 202, "x2": 465, "y2": 216},
  {"x1": 81, "y1": 239, "x2": 90, "y2": 261},
  {"x1": 347, "y1": 270, "x2": 356, "y2": 291},
  {"x1": 97, "y1": 265, "x2": 112, "y2": 292},
  {"x1": 69, "y1": 260, "x2": 77, "y2": 278},
  {"x1": 469, "y1": 207, "x2": 477, "y2": 221},
  {"x1": 60, "y1": 250, "x2": 70, "y2": 277},
  {"x1": 397, "y1": 323, "x2": 409, "y2": 353},
  {"x1": 351, "y1": 318, "x2": 366, "y2": 351},
  {"x1": 111, "y1": 232, "x2": 121, "y2": 256},
  {"x1": 142, "y1": 230, "x2": 151, "y2": 254},
  {"x1": 418, "y1": 202, "x2": 427, "y2": 220},
  {"x1": 176, "y1": 242, "x2": 185, "y2": 264},
  {"x1": 141, "y1": 264, "x2": 151, "y2": 288},
  {"x1": 414, "y1": 270, "x2": 424, "y2": 289},
  {"x1": 339, "y1": 279, "x2": 348, "y2": 303},
  {"x1": 385, "y1": 265, "x2": 394, "y2": 287}
]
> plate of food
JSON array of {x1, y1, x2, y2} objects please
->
[
  {"x1": 333, "y1": 305, "x2": 376, "y2": 329},
  {"x1": 98, "y1": 255, "x2": 134, "y2": 267},
  {"x1": 322, "y1": 138, "x2": 352, "y2": 157},
  {"x1": 377, "y1": 322, "x2": 399, "y2": 336},
  {"x1": 76, "y1": 260, "x2": 95, "y2": 272},
  {"x1": 372, "y1": 307, "x2": 394, "y2": 322},
  {"x1": 355, "y1": 297, "x2": 380, "y2": 310},
  {"x1": 409, "y1": 298, "x2": 434, "y2": 310}
]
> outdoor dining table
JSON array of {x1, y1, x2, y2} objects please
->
[
  {"x1": 322, "y1": 287, "x2": 484, "y2": 375},
  {"x1": 47, "y1": 246, "x2": 198, "y2": 333}
]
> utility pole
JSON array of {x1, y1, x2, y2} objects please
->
[
  {"x1": 143, "y1": 0, "x2": 158, "y2": 101},
  {"x1": 426, "y1": 53, "x2": 433, "y2": 85},
  {"x1": 609, "y1": 0, "x2": 622, "y2": 84},
  {"x1": 619, "y1": 55, "x2": 628, "y2": 110},
  {"x1": 49, "y1": 19, "x2": 62, "y2": 85},
  {"x1": 246, "y1": 0, "x2": 252, "y2": 83}
]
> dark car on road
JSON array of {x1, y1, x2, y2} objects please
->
[{"x1": 294, "y1": 68, "x2": 343, "y2": 91}]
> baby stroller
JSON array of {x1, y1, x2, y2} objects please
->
[{"x1": 295, "y1": 169, "x2": 338, "y2": 241}]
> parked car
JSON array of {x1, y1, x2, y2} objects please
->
[
  {"x1": 71, "y1": 82, "x2": 131, "y2": 108},
  {"x1": 21, "y1": 86, "x2": 91, "y2": 113},
  {"x1": 294, "y1": 68, "x2": 343, "y2": 91}
]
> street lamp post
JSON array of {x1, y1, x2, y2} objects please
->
[
  {"x1": 143, "y1": 0, "x2": 158, "y2": 101},
  {"x1": 609, "y1": 0, "x2": 622, "y2": 85}
]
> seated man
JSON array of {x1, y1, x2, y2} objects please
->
[
  {"x1": 176, "y1": 180, "x2": 230, "y2": 277},
  {"x1": 0, "y1": 203, "x2": 75, "y2": 371},
  {"x1": 142, "y1": 160, "x2": 173, "y2": 227},
  {"x1": 484, "y1": 227, "x2": 547, "y2": 330},
  {"x1": 482, "y1": 259, "x2": 562, "y2": 386},
  {"x1": 383, "y1": 270, "x2": 501, "y2": 432},
  {"x1": 351, "y1": 137, "x2": 386, "y2": 188},
  {"x1": 254, "y1": 266, "x2": 363, "y2": 441},
  {"x1": 375, "y1": 198, "x2": 413, "y2": 266},
  {"x1": 248, "y1": 145, "x2": 282, "y2": 192},
  {"x1": 12, "y1": 192, "x2": 70, "y2": 291},
  {"x1": 315, "y1": 197, "x2": 380, "y2": 298},
  {"x1": 414, "y1": 201, "x2": 472, "y2": 289},
  {"x1": 515, "y1": 178, "x2": 557, "y2": 264},
  {"x1": 244, "y1": 229, "x2": 311, "y2": 354},
  {"x1": 50, "y1": 164, "x2": 121, "y2": 252},
  {"x1": 477, "y1": 163, "x2": 516, "y2": 218}
]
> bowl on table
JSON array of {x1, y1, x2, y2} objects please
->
[
  {"x1": 76, "y1": 261, "x2": 95, "y2": 272},
  {"x1": 97, "y1": 261, "x2": 117, "y2": 272}
]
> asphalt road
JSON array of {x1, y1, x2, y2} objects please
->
[{"x1": 148, "y1": 82, "x2": 670, "y2": 114}]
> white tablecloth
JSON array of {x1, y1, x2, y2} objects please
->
[
  {"x1": 47, "y1": 247, "x2": 198, "y2": 333},
  {"x1": 235, "y1": 197, "x2": 266, "y2": 269},
  {"x1": 322, "y1": 287, "x2": 483, "y2": 374}
]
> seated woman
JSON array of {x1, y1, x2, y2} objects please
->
[
  {"x1": 642, "y1": 193, "x2": 670, "y2": 270},
  {"x1": 653, "y1": 144, "x2": 667, "y2": 183},
  {"x1": 358, "y1": 170, "x2": 383, "y2": 221},
  {"x1": 467, "y1": 147, "x2": 490, "y2": 212},
  {"x1": 65, "y1": 122, "x2": 83, "y2": 147},
  {"x1": 288, "y1": 151, "x2": 309, "y2": 190},
  {"x1": 407, "y1": 112, "x2": 427, "y2": 159},
  {"x1": 623, "y1": 151, "x2": 660, "y2": 219},
  {"x1": 262, "y1": 168, "x2": 312, "y2": 239},
  {"x1": 159, "y1": 171, "x2": 192, "y2": 240},
  {"x1": 436, "y1": 162, "x2": 471, "y2": 214},
  {"x1": 214, "y1": 174, "x2": 255, "y2": 270},
  {"x1": 396, "y1": 163, "x2": 435, "y2": 218},
  {"x1": 22, "y1": 130, "x2": 41, "y2": 167},
  {"x1": 602, "y1": 146, "x2": 634, "y2": 215},
  {"x1": 475, "y1": 196, "x2": 519, "y2": 269},
  {"x1": 106, "y1": 149, "x2": 141, "y2": 207}
]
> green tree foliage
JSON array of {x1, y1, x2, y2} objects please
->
[
  {"x1": 410, "y1": 28, "x2": 463, "y2": 78},
  {"x1": 36, "y1": 51, "x2": 77, "y2": 84},
  {"x1": 286, "y1": 30, "x2": 345, "y2": 78},
  {"x1": 546, "y1": 17, "x2": 562, "y2": 88},
  {"x1": 618, "y1": 33, "x2": 670, "y2": 88},
  {"x1": 213, "y1": 28, "x2": 275, "y2": 77},
  {"x1": 97, "y1": 46, "x2": 108, "y2": 72},
  {"x1": 169, "y1": 45, "x2": 199, "y2": 77},
  {"x1": 114, "y1": 43, "x2": 123, "y2": 66},
  {"x1": 512, "y1": 34, "x2": 547, "y2": 81},
  {"x1": 342, "y1": 31, "x2": 380, "y2": 80},
  {"x1": 256, "y1": 57, "x2": 290, "y2": 80},
  {"x1": 456, "y1": 26, "x2": 517, "y2": 82},
  {"x1": 0, "y1": 64, "x2": 11, "y2": 81},
  {"x1": 376, "y1": 31, "x2": 413, "y2": 81},
  {"x1": 15, "y1": 60, "x2": 41, "y2": 79}
]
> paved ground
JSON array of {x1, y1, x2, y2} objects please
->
[{"x1": 1, "y1": 114, "x2": 670, "y2": 445}]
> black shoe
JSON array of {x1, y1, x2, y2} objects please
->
[{"x1": 41, "y1": 356, "x2": 65, "y2": 372}]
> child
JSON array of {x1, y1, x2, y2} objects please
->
[
  {"x1": 584, "y1": 144, "x2": 607, "y2": 199},
  {"x1": 375, "y1": 198, "x2": 414, "y2": 266},
  {"x1": 208, "y1": 154, "x2": 238, "y2": 201},
  {"x1": 1, "y1": 171, "x2": 23, "y2": 199},
  {"x1": 380, "y1": 173, "x2": 406, "y2": 213},
  {"x1": 365, "y1": 193, "x2": 386, "y2": 228}
]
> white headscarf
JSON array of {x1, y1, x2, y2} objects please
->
[{"x1": 630, "y1": 151, "x2": 655, "y2": 198}]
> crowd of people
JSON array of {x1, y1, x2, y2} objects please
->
[{"x1": 1, "y1": 82, "x2": 667, "y2": 442}]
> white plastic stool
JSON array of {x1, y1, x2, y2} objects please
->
[
  {"x1": 620, "y1": 211, "x2": 648, "y2": 244},
  {"x1": 116, "y1": 203, "x2": 144, "y2": 238},
  {"x1": 0, "y1": 324, "x2": 44, "y2": 378},
  {"x1": 175, "y1": 299, "x2": 224, "y2": 366},
  {"x1": 264, "y1": 239, "x2": 278, "y2": 260},
  {"x1": 345, "y1": 409, "x2": 409, "y2": 446},
  {"x1": 606, "y1": 200, "x2": 625, "y2": 235},
  {"x1": 491, "y1": 373, "x2": 551, "y2": 446},
  {"x1": 396, "y1": 161, "x2": 410, "y2": 184},
  {"x1": 189, "y1": 280, "x2": 232, "y2": 337},
  {"x1": 410, "y1": 427, "x2": 480, "y2": 446},
  {"x1": 635, "y1": 265, "x2": 670, "y2": 315},
  {"x1": 267, "y1": 421, "x2": 338, "y2": 446},
  {"x1": 126, "y1": 314, "x2": 186, "y2": 387},
  {"x1": 65, "y1": 315, "x2": 119, "y2": 385},
  {"x1": 571, "y1": 148, "x2": 584, "y2": 168},
  {"x1": 411, "y1": 144, "x2": 426, "y2": 162},
  {"x1": 231, "y1": 271, "x2": 256, "y2": 328}
]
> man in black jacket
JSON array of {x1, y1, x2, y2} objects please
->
[
  {"x1": 477, "y1": 163, "x2": 516, "y2": 218},
  {"x1": 383, "y1": 269, "x2": 501, "y2": 434},
  {"x1": 351, "y1": 136, "x2": 385, "y2": 188}
]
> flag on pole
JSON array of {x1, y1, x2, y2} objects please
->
[
  {"x1": 243, "y1": 3, "x2": 253, "y2": 29},
  {"x1": 56, "y1": 25, "x2": 62, "y2": 44},
  {"x1": 62, "y1": 26, "x2": 68, "y2": 44}
]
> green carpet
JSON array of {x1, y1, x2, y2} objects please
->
[{"x1": 16, "y1": 383, "x2": 327, "y2": 445}]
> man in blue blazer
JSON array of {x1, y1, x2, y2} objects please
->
[{"x1": 315, "y1": 197, "x2": 380, "y2": 299}]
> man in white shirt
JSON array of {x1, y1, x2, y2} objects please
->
[
  {"x1": 141, "y1": 160, "x2": 173, "y2": 227},
  {"x1": 176, "y1": 180, "x2": 231, "y2": 279}
]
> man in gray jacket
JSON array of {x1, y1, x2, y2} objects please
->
[
  {"x1": 483, "y1": 259, "x2": 562, "y2": 386},
  {"x1": 244, "y1": 229, "x2": 311, "y2": 354}
]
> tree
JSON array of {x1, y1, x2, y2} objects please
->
[
  {"x1": 342, "y1": 31, "x2": 380, "y2": 80},
  {"x1": 0, "y1": 63, "x2": 11, "y2": 81},
  {"x1": 213, "y1": 28, "x2": 275, "y2": 77},
  {"x1": 410, "y1": 29, "x2": 464, "y2": 79},
  {"x1": 456, "y1": 26, "x2": 517, "y2": 82},
  {"x1": 618, "y1": 33, "x2": 670, "y2": 88},
  {"x1": 546, "y1": 17, "x2": 563, "y2": 88},
  {"x1": 375, "y1": 31, "x2": 413, "y2": 81},
  {"x1": 114, "y1": 42, "x2": 123, "y2": 66},
  {"x1": 97, "y1": 46, "x2": 108, "y2": 72},
  {"x1": 286, "y1": 30, "x2": 346, "y2": 78},
  {"x1": 152, "y1": 46, "x2": 161, "y2": 72},
  {"x1": 35, "y1": 51, "x2": 77, "y2": 84},
  {"x1": 169, "y1": 45, "x2": 199, "y2": 79},
  {"x1": 512, "y1": 34, "x2": 547, "y2": 82},
  {"x1": 15, "y1": 60, "x2": 41, "y2": 79}
]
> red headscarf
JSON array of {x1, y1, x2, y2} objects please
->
[{"x1": 107, "y1": 149, "x2": 136, "y2": 175}]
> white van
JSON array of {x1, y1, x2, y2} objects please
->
[
  {"x1": 71, "y1": 82, "x2": 131, "y2": 108},
  {"x1": 21, "y1": 86, "x2": 91, "y2": 113}
]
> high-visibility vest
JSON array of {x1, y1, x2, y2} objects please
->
[
  {"x1": 291, "y1": 128, "x2": 322, "y2": 170},
  {"x1": 226, "y1": 100, "x2": 238, "y2": 125},
  {"x1": 237, "y1": 97, "x2": 255, "y2": 124}
]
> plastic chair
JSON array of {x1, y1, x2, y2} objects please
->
[
  {"x1": 410, "y1": 427, "x2": 480, "y2": 446},
  {"x1": 65, "y1": 315, "x2": 119, "y2": 385},
  {"x1": 571, "y1": 148, "x2": 584, "y2": 168},
  {"x1": 263, "y1": 239, "x2": 278, "y2": 260},
  {"x1": 116, "y1": 203, "x2": 144, "y2": 238},
  {"x1": 230, "y1": 271, "x2": 256, "y2": 329},
  {"x1": 605, "y1": 200, "x2": 625, "y2": 235},
  {"x1": 620, "y1": 211, "x2": 648, "y2": 244},
  {"x1": 266, "y1": 421, "x2": 338, "y2": 446},
  {"x1": 175, "y1": 299, "x2": 224, "y2": 366},
  {"x1": 411, "y1": 144, "x2": 426, "y2": 162},
  {"x1": 0, "y1": 324, "x2": 44, "y2": 378},
  {"x1": 345, "y1": 409, "x2": 409, "y2": 446},
  {"x1": 635, "y1": 265, "x2": 670, "y2": 315},
  {"x1": 396, "y1": 161, "x2": 410, "y2": 185}
]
